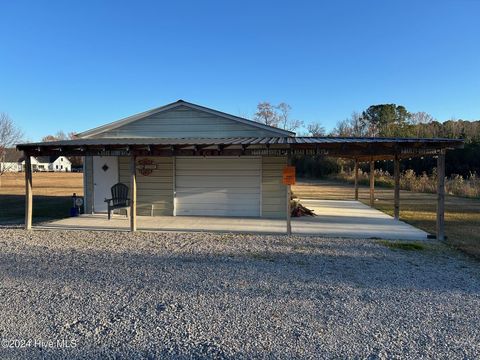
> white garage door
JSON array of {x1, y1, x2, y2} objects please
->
[{"x1": 175, "y1": 157, "x2": 261, "y2": 217}]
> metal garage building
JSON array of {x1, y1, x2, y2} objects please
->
[{"x1": 17, "y1": 100, "x2": 463, "y2": 239}]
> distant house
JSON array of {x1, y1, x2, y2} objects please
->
[
  {"x1": 0, "y1": 148, "x2": 71, "y2": 172},
  {"x1": 0, "y1": 148, "x2": 25, "y2": 172},
  {"x1": 36, "y1": 156, "x2": 72, "y2": 172}
]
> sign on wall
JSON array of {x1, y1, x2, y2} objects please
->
[
  {"x1": 282, "y1": 166, "x2": 296, "y2": 185},
  {"x1": 137, "y1": 158, "x2": 156, "y2": 176}
]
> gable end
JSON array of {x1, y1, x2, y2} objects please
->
[{"x1": 76, "y1": 101, "x2": 294, "y2": 139}]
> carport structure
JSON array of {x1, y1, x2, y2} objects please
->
[{"x1": 18, "y1": 136, "x2": 463, "y2": 240}]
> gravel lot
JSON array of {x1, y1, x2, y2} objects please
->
[{"x1": 0, "y1": 228, "x2": 479, "y2": 359}]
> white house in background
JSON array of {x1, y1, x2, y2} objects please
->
[
  {"x1": 35, "y1": 156, "x2": 72, "y2": 172},
  {"x1": 0, "y1": 148, "x2": 71, "y2": 172},
  {"x1": 0, "y1": 148, "x2": 27, "y2": 172}
]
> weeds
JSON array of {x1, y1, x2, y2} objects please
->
[
  {"x1": 331, "y1": 169, "x2": 480, "y2": 198},
  {"x1": 378, "y1": 240, "x2": 425, "y2": 251}
]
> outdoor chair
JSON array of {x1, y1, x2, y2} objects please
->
[{"x1": 105, "y1": 183, "x2": 130, "y2": 220}]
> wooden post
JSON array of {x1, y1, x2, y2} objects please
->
[
  {"x1": 130, "y1": 155, "x2": 137, "y2": 232},
  {"x1": 436, "y1": 151, "x2": 446, "y2": 241},
  {"x1": 286, "y1": 155, "x2": 292, "y2": 235},
  {"x1": 369, "y1": 159, "x2": 375, "y2": 207},
  {"x1": 286, "y1": 184, "x2": 292, "y2": 235},
  {"x1": 24, "y1": 155, "x2": 33, "y2": 230},
  {"x1": 394, "y1": 154, "x2": 400, "y2": 220},
  {"x1": 354, "y1": 159, "x2": 359, "y2": 201}
]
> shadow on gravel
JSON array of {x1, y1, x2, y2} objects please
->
[
  {"x1": 2, "y1": 233, "x2": 480, "y2": 359},
  {"x1": 1, "y1": 244, "x2": 479, "y2": 296}
]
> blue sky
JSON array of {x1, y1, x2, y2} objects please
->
[{"x1": 1, "y1": 0, "x2": 479, "y2": 141}]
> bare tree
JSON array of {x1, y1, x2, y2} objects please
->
[
  {"x1": 349, "y1": 111, "x2": 365, "y2": 136},
  {"x1": 330, "y1": 111, "x2": 367, "y2": 137},
  {"x1": 254, "y1": 102, "x2": 279, "y2": 127},
  {"x1": 410, "y1": 111, "x2": 436, "y2": 137},
  {"x1": 307, "y1": 123, "x2": 326, "y2": 136},
  {"x1": 254, "y1": 101, "x2": 304, "y2": 132},
  {"x1": 410, "y1": 111, "x2": 435, "y2": 125},
  {"x1": 42, "y1": 130, "x2": 75, "y2": 142},
  {"x1": 0, "y1": 113, "x2": 24, "y2": 183},
  {"x1": 276, "y1": 102, "x2": 303, "y2": 132},
  {"x1": 330, "y1": 119, "x2": 353, "y2": 136}
]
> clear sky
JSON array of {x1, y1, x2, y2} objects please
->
[{"x1": 1, "y1": 0, "x2": 479, "y2": 141}]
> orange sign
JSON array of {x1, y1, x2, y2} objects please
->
[{"x1": 282, "y1": 166, "x2": 296, "y2": 185}]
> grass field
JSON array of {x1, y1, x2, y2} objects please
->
[
  {"x1": 293, "y1": 179, "x2": 480, "y2": 258},
  {"x1": 0, "y1": 172, "x2": 83, "y2": 223}
]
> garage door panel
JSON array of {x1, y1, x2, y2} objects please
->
[
  {"x1": 176, "y1": 201, "x2": 260, "y2": 210},
  {"x1": 176, "y1": 164, "x2": 261, "y2": 171},
  {"x1": 177, "y1": 194, "x2": 258, "y2": 202},
  {"x1": 180, "y1": 209, "x2": 257, "y2": 217},
  {"x1": 176, "y1": 178, "x2": 259, "y2": 188},
  {"x1": 176, "y1": 170, "x2": 260, "y2": 177},
  {"x1": 176, "y1": 158, "x2": 260, "y2": 167},
  {"x1": 177, "y1": 188, "x2": 260, "y2": 195},
  {"x1": 177, "y1": 192, "x2": 259, "y2": 202},
  {"x1": 175, "y1": 157, "x2": 261, "y2": 217}
]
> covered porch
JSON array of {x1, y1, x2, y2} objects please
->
[
  {"x1": 17, "y1": 136, "x2": 463, "y2": 240},
  {"x1": 35, "y1": 199, "x2": 427, "y2": 240}
]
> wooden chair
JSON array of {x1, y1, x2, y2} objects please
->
[{"x1": 104, "y1": 183, "x2": 130, "y2": 220}]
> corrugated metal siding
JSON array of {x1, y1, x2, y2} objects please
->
[
  {"x1": 118, "y1": 156, "x2": 173, "y2": 216},
  {"x1": 261, "y1": 156, "x2": 287, "y2": 218},
  {"x1": 84, "y1": 156, "x2": 94, "y2": 214},
  {"x1": 92, "y1": 106, "x2": 283, "y2": 138}
]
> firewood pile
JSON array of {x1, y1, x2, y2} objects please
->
[{"x1": 290, "y1": 193, "x2": 315, "y2": 217}]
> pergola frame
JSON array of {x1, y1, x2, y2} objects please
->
[{"x1": 17, "y1": 137, "x2": 463, "y2": 239}]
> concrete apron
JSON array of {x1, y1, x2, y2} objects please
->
[{"x1": 35, "y1": 200, "x2": 428, "y2": 241}]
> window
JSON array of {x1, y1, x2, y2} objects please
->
[{"x1": 56, "y1": 165, "x2": 58, "y2": 169}]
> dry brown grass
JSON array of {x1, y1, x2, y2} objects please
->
[
  {"x1": 0, "y1": 172, "x2": 83, "y2": 196},
  {"x1": 293, "y1": 179, "x2": 480, "y2": 258},
  {"x1": 0, "y1": 172, "x2": 83, "y2": 223}
]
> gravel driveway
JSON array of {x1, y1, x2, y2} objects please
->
[{"x1": 0, "y1": 228, "x2": 479, "y2": 359}]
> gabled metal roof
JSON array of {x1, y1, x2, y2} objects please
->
[{"x1": 75, "y1": 100, "x2": 295, "y2": 138}]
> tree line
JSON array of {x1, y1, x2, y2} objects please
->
[
  {"x1": 253, "y1": 102, "x2": 480, "y2": 177},
  {"x1": 330, "y1": 104, "x2": 480, "y2": 143},
  {"x1": 2, "y1": 103, "x2": 479, "y2": 178}
]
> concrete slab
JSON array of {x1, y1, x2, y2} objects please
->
[
  {"x1": 294, "y1": 199, "x2": 428, "y2": 240},
  {"x1": 35, "y1": 200, "x2": 428, "y2": 240}
]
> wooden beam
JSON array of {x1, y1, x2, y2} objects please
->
[
  {"x1": 24, "y1": 155, "x2": 33, "y2": 230},
  {"x1": 369, "y1": 159, "x2": 375, "y2": 207},
  {"x1": 130, "y1": 155, "x2": 137, "y2": 232},
  {"x1": 394, "y1": 153, "x2": 400, "y2": 220},
  {"x1": 354, "y1": 159, "x2": 359, "y2": 201},
  {"x1": 436, "y1": 151, "x2": 446, "y2": 240}
]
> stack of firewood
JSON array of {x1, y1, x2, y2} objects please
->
[{"x1": 290, "y1": 193, "x2": 315, "y2": 217}]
